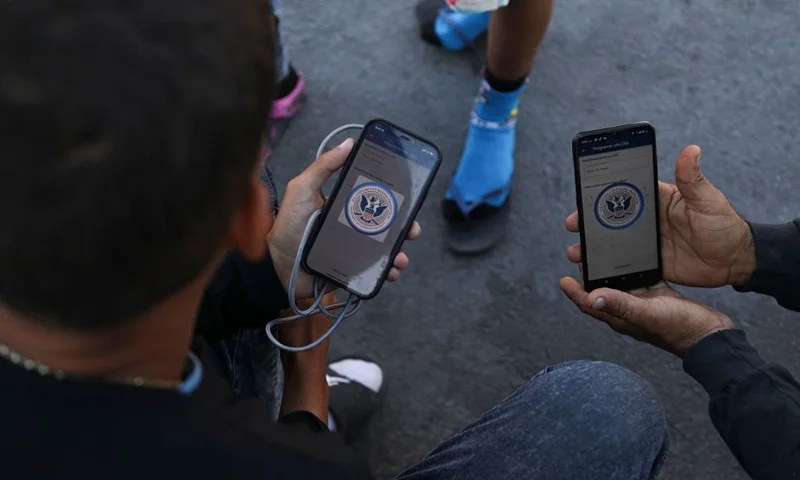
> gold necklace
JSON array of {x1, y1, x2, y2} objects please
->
[{"x1": 0, "y1": 343, "x2": 181, "y2": 390}]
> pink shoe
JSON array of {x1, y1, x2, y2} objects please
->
[
  {"x1": 271, "y1": 72, "x2": 305, "y2": 120},
  {"x1": 266, "y1": 72, "x2": 306, "y2": 149}
]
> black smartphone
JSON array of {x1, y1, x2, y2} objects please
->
[
  {"x1": 571, "y1": 122, "x2": 662, "y2": 292},
  {"x1": 302, "y1": 119, "x2": 442, "y2": 299}
]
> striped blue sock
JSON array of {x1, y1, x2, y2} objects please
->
[{"x1": 446, "y1": 79, "x2": 524, "y2": 209}]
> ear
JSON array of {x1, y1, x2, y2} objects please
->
[{"x1": 226, "y1": 160, "x2": 273, "y2": 261}]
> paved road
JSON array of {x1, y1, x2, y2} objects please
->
[{"x1": 270, "y1": 0, "x2": 800, "y2": 478}]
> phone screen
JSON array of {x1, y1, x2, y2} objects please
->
[
  {"x1": 305, "y1": 121, "x2": 440, "y2": 297},
  {"x1": 576, "y1": 126, "x2": 659, "y2": 282}
]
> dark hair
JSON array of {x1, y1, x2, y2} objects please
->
[{"x1": 0, "y1": 0, "x2": 275, "y2": 329}]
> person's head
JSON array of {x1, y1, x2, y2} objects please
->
[{"x1": 0, "y1": 0, "x2": 276, "y2": 331}]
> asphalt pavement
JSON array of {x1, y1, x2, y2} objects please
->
[{"x1": 269, "y1": 0, "x2": 800, "y2": 478}]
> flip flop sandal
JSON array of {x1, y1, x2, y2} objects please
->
[
  {"x1": 442, "y1": 179, "x2": 511, "y2": 255},
  {"x1": 414, "y1": 0, "x2": 487, "y2": 74}
]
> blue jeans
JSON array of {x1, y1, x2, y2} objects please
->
[{"x1": 397, "y1": 361, "x2": 668, "y2": 480}]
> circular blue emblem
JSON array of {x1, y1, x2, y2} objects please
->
[
  {"x1": 594, "y1": 182, "x2": 644, "y2": 230},
  {"x1": 344, "y1": 181, "x2": 398, "y2": 235}
]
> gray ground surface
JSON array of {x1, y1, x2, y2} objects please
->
[{"x1": 271, "y1": 0, "x2": 800, "y2": 478}]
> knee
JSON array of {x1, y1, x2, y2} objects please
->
[
  {"x1": 522, "y1": 360, "x2": 667, "y2": 444},
  {"x1": 408, "y1": 361, "x2": 668, "y2": 479}
]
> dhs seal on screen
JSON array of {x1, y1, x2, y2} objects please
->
[
  {"x1": 345, "y1": 182, "x2": 398, "y2": 235},
  {"x1": 594, "y1": 182, "x2": 644, "y2": 230}
]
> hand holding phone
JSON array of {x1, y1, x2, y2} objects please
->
[
  {"x1": 571, "y1": 122, "x2": 662, "y2": 292},
  {"x1": 301, "y1": 119, "x2": 442, "y2": 299},
  {"x1": 566, "y1": 144, "x2": 755, "y2": 289},
  {"x1": 559, "y1": 278, "x2": 736, "y2": 357},
  {"x1": 267, "y1": 137, "x2": 422, "y2": 299}
]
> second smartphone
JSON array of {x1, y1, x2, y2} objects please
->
[
  {"x1": 572, "y1": 122, "x2": 662, "y2": 292},
  {"x1": 302, "y1": 119, "x2": 442, "y2": 299}
]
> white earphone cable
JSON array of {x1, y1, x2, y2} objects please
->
[{"x1": 264, "y1": 123, "x2": 365, "y2": 352}]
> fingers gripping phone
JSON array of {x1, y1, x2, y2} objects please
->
[
  {"x1": 572, "y1": 122, "x2": 662, "y2": 292},
  {"x1": 302, "y1": 119, "x2": 442, "y2": 299}
]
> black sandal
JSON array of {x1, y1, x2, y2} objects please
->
[{"x1": 442, "y1": 180, "x2": 512, "y2": 255}]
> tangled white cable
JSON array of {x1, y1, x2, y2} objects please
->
[{"x1": 264, "y1": 124, "x2": 365, "y2": 352}]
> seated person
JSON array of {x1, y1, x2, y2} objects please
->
[
  {"x1": 1, "y1": 0, "x2": 669, "y2": 478},
  {"x1": 561, "y1": 145, "x2": 800, "y2": 480}
]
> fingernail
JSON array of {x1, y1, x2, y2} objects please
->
[
  {"x1": 591, "y1": 297, "x2": 606, "y2": 310},
  {"x1": 338, "y1": 138, "x2": 353, "y2": 149}
]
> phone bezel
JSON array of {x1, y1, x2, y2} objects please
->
[
  {"x1": 301, "y1": 118, "x2": 442, "y2": 299},
  {"x1": 571, "y1": 121, "x2": 663, "y2": 292}
]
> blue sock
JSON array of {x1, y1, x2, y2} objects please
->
[
  {"x1": 446, "y1": 79, "x2": 524, "y2": 210},
  {"x1": 434, "y1": 9, "x2": 490, "y2": 51}
]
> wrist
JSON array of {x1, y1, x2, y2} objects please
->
[
  {"x1": 676, "y1": 315, "x2": 736, "y2": 357},
  {"x1": 729, "y1": 225, "x2": 756, "y2": 287},
  {"x1": 267, "y1": 241, "x2": 293, "y2": 292},
  {"x1": 683, "y1": 329, "x2": 765, "y2": 395}
]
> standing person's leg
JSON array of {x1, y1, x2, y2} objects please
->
[
  {"x1": 266, "y1": 0, "x2": 306, "y2": 150},
  {"x1": 269, "y1": 0, "x2": 291, "y2": 87},
  {"x1": 397, "y1": 361, "x2": 668, "y2": 480},
  {"x1": 417, "y1": 0, "x2": 554, "y2": 254},
  {"x1": 444, "y1": 0, "x2": 553, "y2": 254},
  {"x1": 486, "y1": 0, "x2": 553, "y2": 80}
]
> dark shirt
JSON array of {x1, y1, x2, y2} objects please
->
[
  {"x1": 4, "y1": 220, "x2": 800, "y2": 478},
  {"x1": 0, "y1": 250, "x2": 373, "y2": 479},
  {"x1": 196, "y1": 250, "x2": 291, "y2": 339},
  {"x1": 683, "y1": 220, "x2": 800, "y2": 479}
]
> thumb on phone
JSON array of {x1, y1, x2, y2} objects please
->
[{"x1": 300, "y1": 138, "x2": 354, "y2": 192}]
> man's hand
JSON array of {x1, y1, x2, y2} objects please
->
[
  {"x1": 268, "y1": 138, "x2": 422, "y2": 298},
  {"x1": 560, "y1": 278, "x2": 735, "y2": 356},
  {"x1": 566, "y1": 145, "x2": 755, "y2": 287}
]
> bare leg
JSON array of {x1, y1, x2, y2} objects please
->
[
  {"x1": 487, "y1": 0, "x2": 554, "y2": 80},
  {"x1": 439, "y1": 0, "x2": 554, "y2": 255},
  {"x1": 265, "y1": 0, "x2": 306, "y2": 151},
  {"x1": 267, "y1": 0, "x2": 291, "y2": 82}
]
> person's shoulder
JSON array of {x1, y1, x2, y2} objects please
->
[{"x1": 0, "y1": 361, "x2": 371, "y2": 479}]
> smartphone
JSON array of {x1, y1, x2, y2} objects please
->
[
  {"x1": 572, "y1": 122, "x2": 662, "y2": 292},
  {"x1": 302, "y1": 119, "x2": 442, "y2": 299}
]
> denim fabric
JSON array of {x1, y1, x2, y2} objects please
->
[
  {"x1": 398, "y1": 361, "x2": 668, "y2": 480},
  {"x1": 261, "y1": 161, "x2": 281, "y2": 212}
]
